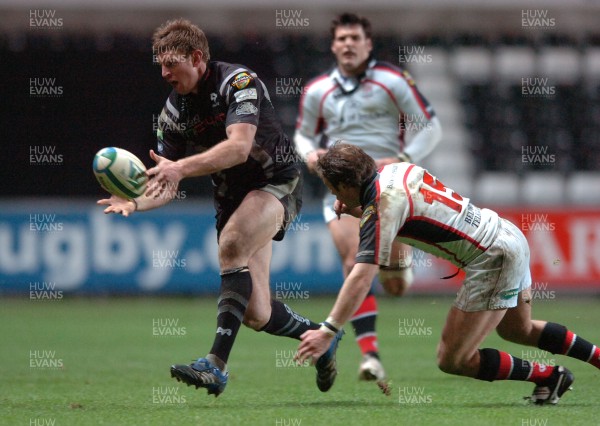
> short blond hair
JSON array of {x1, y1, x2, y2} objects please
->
[{"x1": 152, "y1": 18, "x2": 210, "y2": 62}]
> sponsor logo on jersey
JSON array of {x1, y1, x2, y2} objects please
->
[
  {"x1": 402, "y1": 70, "x2": 416, "y2": 86},
  {"x1": 234, "y1": 88, "x2": 257, "y2": 102},
  {"x1": 235, "y1": 102, "x2": 258, "y2": 116},
  {"x1": 231, "y1": 72, "x2": 252, "y2": 90},
  {"x1": 360, "y1": 204, "x2": 376, "y2": 228},
  {"x1": 499, "y1": 288, "x2": 520, "y2": 300},
  {"x1": 188, "y1": 112, "x2": 227, "y2": 135}
]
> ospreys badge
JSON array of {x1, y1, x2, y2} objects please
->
[
  {"x1": 232, "y1": 72, "x2": 253, "y2": 90},
  {"x1": 360, "y1": 204, "x2": 376, "y2": 228}
]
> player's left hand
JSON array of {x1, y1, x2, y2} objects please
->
[
  {"x1": 97, "y1": 195, "x2": 135, "y2": 217},
  {"x1": 145, "y1": 150, "x2": 183, "y2": 198},
  {"x1": 295, "y1": 329, "x2": 333, "y2": 365}
]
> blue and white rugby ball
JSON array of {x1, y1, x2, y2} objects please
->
[{"x1": 93, "y1": 147, "x2": 147, "y2": 199}]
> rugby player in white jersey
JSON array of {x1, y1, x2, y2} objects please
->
[
  {"x1": 296, "y1": 143, "x2": 600, "y2": 405},
  {"x1": 294, "y1": 13, "x2": 442, "y2": 382}
]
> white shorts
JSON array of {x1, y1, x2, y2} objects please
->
[{"x1": 454, "y1": 218, "x2": 532, "y2": 312}]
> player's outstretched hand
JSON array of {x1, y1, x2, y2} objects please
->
[
  {"x1": 145, "y1": 150, "x2": 182, "y2": 198},
  {"x1": 295, "y1": 329, "x2": 333, "y2": 365},
  {"x1": 97, "y1": 195, "x2": 135, "y2": 217}
]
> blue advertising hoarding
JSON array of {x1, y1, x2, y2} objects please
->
[{"x1": 0, "y1": 200, "x2": 343, "y2": 294}]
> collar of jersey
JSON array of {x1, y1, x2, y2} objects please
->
[
  {"x1": 331, "y1": 58, "x2": 376, "y2": 96},
  {"x1": 359, "y1": 171, "x2": 379, "y2": 208}
]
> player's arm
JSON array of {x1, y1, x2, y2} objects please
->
[
  {"x1": 295, "y1": 262, "x2": 379, "y2": 362},
  {"x1": 395, "y1": 71, "x2": 442, "y2": 163},
  {"x1": 145, "y1": 123, "x2": 255, "y2": 197},
  {"x1": 296, "y1": 196, "x2": 391, "y2": 362},
  {"x1": 169, "y1": 123, "x2": 255, "y2": 178},
  {"x1": 294, "y1": 84, "x2": 326, "y2": 172}
]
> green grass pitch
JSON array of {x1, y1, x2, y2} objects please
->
[{"x1": 1, "y1": 296, "x2": 598, "y2": 425}]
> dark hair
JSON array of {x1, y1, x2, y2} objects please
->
[
  {"x1": 330, "y1": 12, "x2": 372, "y2": 39},
  {"x1": 316, "y1": 142, "x2": 376, "y2": 190}
]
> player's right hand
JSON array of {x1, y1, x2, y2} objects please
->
[
  {"x1": 334, "y1": 200, "x2": 363, "y2": 219},
  {"x1": 97, "y1": 195, "x2": 136, "y2": 217},
  {"x1": 306, "y1": 149, "x2": 328, "y2": 174}
]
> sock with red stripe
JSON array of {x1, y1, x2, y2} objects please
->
[
  {"x1": 476, "y1": 348, "x2": 555, "y2": 384},
  {"x1": 538, "y1": 322, "x2": 600, "y2": 369},
  {"x1": 350, "y1": 293, "x2": 379, "y2": 356}
]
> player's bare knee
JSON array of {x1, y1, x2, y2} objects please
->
[
  {"x1": 242, "y1": 312, "x2": 268, "y2": 331},
  {"x1": 380, "y1": 268, "x2": 413, "y2": 296},
  {"x1": 242, "y1": 317, "x2": 263, "y2": 331},
  {"x1": 437, "y1": 347, "x2": 469, "y2": 375},
  {"x1": 437, "y1": 354, "x2": 461, "y2": 375},
  {"x1": 218, "y1": 232, "x2": 246, "y2": 265},
  {"x1": 382, "y1": 278, "x2": 409, "y2": 296}
]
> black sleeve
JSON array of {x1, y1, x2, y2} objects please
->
[
  {"x1": 224, "y1": 71, "x2": 261, "y2": 127},
  {"x1": 156, "y1": 104, "x2": 186, "y2": 161},
  {"x1": 355, "y1": 203, "x2": 379, "y2": 265}
]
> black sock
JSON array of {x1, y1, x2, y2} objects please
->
[
  {"x1": 538, "y1": 322, "x2": 600, "y2": 369},
  {"x1": 260, "y1": 299, "x2": 319, "y2": 339},
  {"x1": 208, "y1": 267, "x2": 252, "y2": 365},
  {"x1": 476, "y1": 348, "x2": 554, "y2": 384}
]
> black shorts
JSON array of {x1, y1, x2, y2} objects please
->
[{"x1": 214, "y1": 172, "x2": 303, "y2": 242}]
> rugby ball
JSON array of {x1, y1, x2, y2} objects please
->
[{"x1": 93, "y1": 147, "x2": 148, "y2": 199}]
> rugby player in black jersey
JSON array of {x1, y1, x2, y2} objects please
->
[{"x1": 98, "y1": 19, "x2": 342, "y2": 397}]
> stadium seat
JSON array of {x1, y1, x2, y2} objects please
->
[
  {"x1": 440, "y1": 173, "x2": 473, "y2": 198},
  {"x1": 451, "y1": 47, "x2": 492, "y2": 82},
  {"x1": 582, "y1": 47, "x2": 600, "y2": 80},
  {"x1": 407, "y1": 47, "x2": 448, "y2": 77},
  {"x1": 538, "y1": 47, "x2": 581, "y2": 83},
  {"x1": 521, "y1": 172, "x2": 566, "y2": 204},
  {"x1": 566, "y1": 172, "x2": 600, "y2": 204},
  {"x1": 474, "y1": 172, "x2": 520, "y2": 205},
  {"x1": 494, "y1": 47, "x2": 536, "y2": 81},
  {"x1": 440, "y1": 125, "x2": 469, "y2": 149}
]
